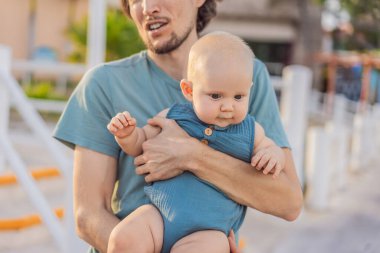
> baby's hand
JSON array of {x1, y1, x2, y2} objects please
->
[
  {"x1": 107, "y1": 111, "x2": 137, "y2": 138},
  {"x1": 251, "y1": 146, "x2": 285, "y2": 179}
]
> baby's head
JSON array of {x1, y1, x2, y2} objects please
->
[{"x1": 180, "y1": 31, "x2": 254, "y2": 127}]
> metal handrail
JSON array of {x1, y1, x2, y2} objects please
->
[{"x1": 0, "y1": 56, "x2": 71, "y2": 252}]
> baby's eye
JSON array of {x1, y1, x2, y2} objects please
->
[
  {"x1": 234, "y1": 95, "x2": 243, "y2": 100},
  {"x1": 210, "y1": 94, "x2": 221, "y2": 100}
]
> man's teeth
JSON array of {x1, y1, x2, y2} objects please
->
[{"x1": 150, "y1": 23, "x2": 162, "y2": 30}]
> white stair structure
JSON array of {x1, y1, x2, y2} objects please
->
[{"x1": 0, "y1": 46, "x2": 87, "y2": 253}]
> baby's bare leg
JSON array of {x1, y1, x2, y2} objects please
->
[
  {"x1": 108, "y1": 204, "x2": 163, "y2": 253},
  {"x1": 170, "y1": 230, "x2": 229, "y2": 253}
]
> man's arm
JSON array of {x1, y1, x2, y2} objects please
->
[
  {"x1": 191, "y1": 144, "x2": 302, "y2": 221},
  {"x1": 135, "y1": 118, "x2": 303, "y2": 221},
  {"x1": 73, "y1": 146, "x2": 120, "y2": 253}
]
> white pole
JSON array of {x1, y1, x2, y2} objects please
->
[
  {"x1": 373, "y1": 104, "x2": 380, "y2": 152},
  {"x1": 350, "y1": 112, "x2": 368, "y2": 172},
  {"x1": 325, "y1": 122, "x2": 350, "y2": 191},
  {"x1": 0, "y1": 70, "x2": 71, "y2": 174},
  {"x1": 280, "y1": 65, "x2": 313, "y2": 186},
  {"x1": 0, "y1": 135, "x2": 68, "y2": 253},
  {"x1": 0, "y1": 69, "x2": 87, "y2": 252},
  {"x1": 87, "y1": 0, "x2": 107, "y2": 68},
  {"x1": 0, "y1": 45, "x2": 12, "y2": 172},
  {"x1": 305, "y1": 127, "x2": 332, "y2": 210}
]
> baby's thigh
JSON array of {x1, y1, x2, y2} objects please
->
[
  {"x1": 110, "y1": 204, "x2": 163, "y2": 252},
  {"x1": 170, "y1": 230, "x2": 229, "y2": 253}
]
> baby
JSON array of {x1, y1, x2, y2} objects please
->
[{"x1": 107, "y1": 32, "x2": 285, "y2": 253}]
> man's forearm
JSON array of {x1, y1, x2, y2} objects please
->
[
  {"x1": 187, "y1": 140, "x2": 303, "y2": 220},
  {"x1": 74, "y1": 146, "x2": 121, "y2": 252},
  {"x1": 76, "y1": 208, "x2": 120, "y2": 253}
]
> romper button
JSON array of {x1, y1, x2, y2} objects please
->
[
  {"x1": 201, "y1": 139, "x2": 209, "y2": 145},
  {"x1": 204, "y1": 128, "x2": 213, "y2": 136}
]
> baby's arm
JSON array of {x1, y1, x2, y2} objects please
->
[
  {"x1": 107, "y1": 109, "x2": 168, "y2": 157},
  {"x1": 251, "y1": 122, "x2": 285, "y2": 178}
]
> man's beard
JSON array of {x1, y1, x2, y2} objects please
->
[{"x1": 146, "y1": 24, "x2": 193, "y2": 54}]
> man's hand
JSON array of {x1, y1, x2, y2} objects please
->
[{"x1": 134, "y1": 116, "x2": 195, "y2": 182}]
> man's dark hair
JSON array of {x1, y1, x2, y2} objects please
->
[{"x1": 120, "y1": 0, "x2": 222, "y2": 33}]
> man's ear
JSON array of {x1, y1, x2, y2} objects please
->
[{"x1": 180, "y1": 79, "x2": 193, "y2": 102}]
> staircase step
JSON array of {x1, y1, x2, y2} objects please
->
[
  {"x1": 0, "y1": 208, "x2": 64, "y2": 230},
  {"x1": 0, "y1": 167, "x2": 61, "y2": 186},
  {"x1": 0, "y1": 225, "x2": 59, "y2": 253}
]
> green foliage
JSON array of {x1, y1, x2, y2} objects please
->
[
  {"x1": 105, "y1": 8, "x2": 146, "y2": 61},
  {"x1": 66, "y1": 15, "x2": 87, "y2": 63},
  {"x1": 315, "y1": 0, "x2": 380, "y2": 25},
  {"x1": 340, "y1": 0, "x2": 380, "y2": 23},
  {"x1": 66, "y1": 8, "x2": 145, "y2": 63},
  {"x1": 24, "y1": 81, "x2": 67, "y2": 100}
]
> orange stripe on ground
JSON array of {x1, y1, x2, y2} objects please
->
[
  {"x1": 0, "y1": 167, "x2": 60, "y2": 185},
  {"x1": 0, "y1": 208, "x2": 64, "y2": 230}
]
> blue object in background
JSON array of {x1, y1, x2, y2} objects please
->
[
  {"x1": 370, "y1": 69, "x2": 380, "y2": 103},
  {"x1": 335, "y1": 63, "x2": 362, "y2": 101},
  {"x1": 32, "y1": 46, "x2": 57, "y2": 62}
]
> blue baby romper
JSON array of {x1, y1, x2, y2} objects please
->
[{"x1": 144, "y1": 103, "x2": 256, "y2": 253}]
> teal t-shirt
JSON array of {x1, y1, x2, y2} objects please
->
[{"x1": 53, "y1": 50, "x2": 289, "y2": 252}]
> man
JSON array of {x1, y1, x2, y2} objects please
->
[{"x1": 54, "y1": 0, "x2": 303, "y2": 252}]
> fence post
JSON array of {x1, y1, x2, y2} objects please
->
[
  {"x1": 280, "y1": 65, "x2": 312, "y2": 186},
  {"x1": 0, "y1": 45, "x2": 11, "y2": 172},
  {"x1": 305, "y1": 127, "x2": 333, "y2": 210},
  {"x1": 329, "y1": 95, "x2": 350, "y2": 191},
  {"x1": 350, "y1": 110, "x2": 371, "y2": 171},
  {"x1": 374, "y1": 104, "x2": 380, "y2": 153},
  {"x1": 87, "y1": 0, "x2": 106, "y2": 68}
]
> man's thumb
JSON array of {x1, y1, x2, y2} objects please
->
[{"x1": 147, "y1": 116, "x2": 166, "y2": 128}]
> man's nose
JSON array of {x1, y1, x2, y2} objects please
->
[{"x1": 142, "y1": 0, "x2": 160, "y2": 16}]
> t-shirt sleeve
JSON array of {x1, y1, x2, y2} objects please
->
[
  {"x1": 53, "y1": 65, "x2": 120, "y2": 158},
  {"x1": 249, "y1": 59, "x2": 290, "y2": 148}
]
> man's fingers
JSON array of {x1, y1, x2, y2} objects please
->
[
  {"x1": 147, "y1": 116, "x2": 169, "y2": 129},
  {"x1": 134, "y1": 155, "x2": 146, "y2": 168}
]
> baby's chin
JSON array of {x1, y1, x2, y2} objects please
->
[{"x1": 212, "y1": 118, "x2": 239, "y2": 128}]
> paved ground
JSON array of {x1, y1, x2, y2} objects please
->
[
  {"x1": 1, "y1": 118, "x2": 379, "y2": 253},
  {"x1": 240, "y1": 159, "x2": 380, "y2": 253}
]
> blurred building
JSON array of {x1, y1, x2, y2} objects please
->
[
  {"x1": 206, "y1": 0, "x2": 323, "y2": 75},
  {"x1": 1, "y1": 0, "x2": 323, "y2": 77},
  {"x1": 0, "y1": 0, "x2": 88, "y2": 60}
]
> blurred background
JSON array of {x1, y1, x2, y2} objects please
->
[{"x1": 0, "y1": 0, "x2": 379, "y2": 252}]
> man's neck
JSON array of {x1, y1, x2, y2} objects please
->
[{"x1": 147, "y1": 33, "x2": 198, "y2": 81}]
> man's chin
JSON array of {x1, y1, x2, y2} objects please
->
[{"x1": 149, "y1": 44, "x2": 179, "y2": 54}]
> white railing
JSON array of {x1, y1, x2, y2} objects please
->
[
  {"x1": 305, "y1": 92, "x2": 379, "y2": 210},
  {"x1": 0, "y1": 45, "x2": 86, "y2": 253},
  {"x1": 279, "y1": 65, "x2": 313, "y2": 186}
]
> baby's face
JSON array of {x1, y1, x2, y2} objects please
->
[{"x1": 191, "y1": 64, "x2": 252, "y2": 128}]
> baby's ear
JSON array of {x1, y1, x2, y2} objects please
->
[{"x1": 180, "y1": 79, "x2": 193, "y2": 102}]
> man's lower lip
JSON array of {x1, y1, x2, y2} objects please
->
[{"x1": 148, "y1": 25, "x2": 167, "y2": 37}]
